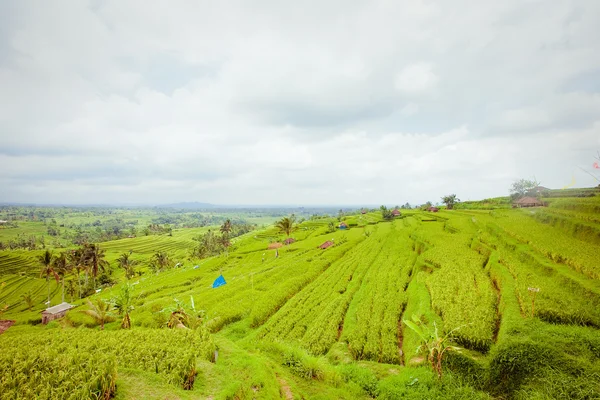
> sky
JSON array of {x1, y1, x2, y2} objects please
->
[{"x1": 1, "y1": 0, "x2": 599, "y2": 206}]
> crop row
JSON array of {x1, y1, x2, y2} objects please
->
[
  {"x1": 343, "y1": 226, "x2": 415, "y2": 364},
  {"x1": 0, "y1": 327, "x2": 216, "y2": 398},
  {"x1": 489, "y1": 211, "x2": 600, "y2": 279},
  {"x1": 478, "y1": 224, "x2": 600, "y2": 328},
  {"x1": 417, "y1": 222, "x2": 497, "y2": 351},
  {"x1": 258, "y1": 225, "x2": 392, "y2": 355}
]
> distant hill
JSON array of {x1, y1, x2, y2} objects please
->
[{"x1": 157, "y1": 201, "x2": 215, "y2": 209}]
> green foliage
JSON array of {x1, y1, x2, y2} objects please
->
[
  {"x1": 441, "y1": 194, "x2": 460, "y2": 210},
  {"x1": 510, "y1": 178, "x2": 541, "y2": 199},
  {"x1": 403, "y1": 315, "x2": 462, "y2": 379}
]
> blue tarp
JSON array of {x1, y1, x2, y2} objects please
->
[{"x1": 212, "y1": 274, "x2": 226, "y2": 288}]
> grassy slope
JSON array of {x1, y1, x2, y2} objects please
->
[{"x1": 1, "y1": 192, "x2": 600, "y2": 398}]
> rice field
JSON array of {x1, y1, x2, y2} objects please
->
[{"x1": 1, "y1": 192, "x2": 599, "y2": 399}]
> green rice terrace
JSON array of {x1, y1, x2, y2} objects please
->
[{"x1": 1, "y1": 189, "x2": 600, "y2": 399}]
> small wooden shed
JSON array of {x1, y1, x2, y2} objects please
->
[
  {"x1": 427, "y1": 206, "x2": 439, "y2": 212},
  {"x1": 391, "y1": 209, "x2": 401, "y2": 217},
  {"x1": 319, "y1": 240, "x2": 334, "y2": 249},
  {"x1": 284, "y1": 238, "x2": 296, "y2": 245},
  {"x1": 41, "y1": 302, "x2": 74, "y2": 324},
  {"x1": 339, "y1": 222, "x2": 348, "y2": 230},
  {"x1": 267, "y1": 242, "x2": 283, "y2": 250}
]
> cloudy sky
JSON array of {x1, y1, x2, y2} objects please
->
[{"x1": 1, "y1": 0, "x2": 599, "y2": 205}]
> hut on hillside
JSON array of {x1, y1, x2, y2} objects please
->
[
  {"x1": 339, "y1": 222, "x2": 348, "y2": 230},
  {"x1": 319, "y1": 240, "x2": 334, "y2": 249},
  {"x1": 391, "y1": 209, "x2": 401, "y2": 217},
  {"x1": 284, "y1": 238, "x2": 296, "y2": 245},
  {"x1": 427, "y1": 206, "x2": 439, "y2": 212},
  {"x1": 361, "y1": 209, "x2": 367, "y2": 214},
  {"x1": 513, "y1": 196, "x2": 544, "y2": 208},
  {"x1": 41, "y1": 302, "x2": 74, "y2": 324},
  {"x1": 267, "y1": 242, "x2": 283, "y2": 250}
]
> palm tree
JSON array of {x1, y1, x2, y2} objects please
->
[
  {"x1": 276, "y1": 215, "x2": 296, "y2": 238},
  {"x1": 22, "y1": 291, "x2": 35, "y2": 311},
  {"x1": 151, "y1": 251, "x2": 171, "y2": 272},
  {"x1": 68, "y1": 248, "x2": 86, "y2": 299},
  {"x1": 38, "y1": 249, "x2": 58, "y2": 306},
  {"x1": 219, "y1": 219, "x2": 232, "y2": 235},
  {"x1": 82, "y1": 243, "x2": 109, "y2": 289},
  {"x1": 52, "y1": 251, "x2": 70, "y2": 303},
  {"x1": 81, "y1": 298, "x2": 115, "y2": 330},
  {"x1": 117, "y1": 252, "x2": 138, "y2": 280},
  {"x1": 113, "y1": 284, "x2": 134, "y2": 329}
]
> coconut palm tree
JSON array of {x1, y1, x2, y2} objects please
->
[
  {"x1": 82, "y1": 243, "x2": 109, "y2": 289},
  {"x1": 117, "y1": 252, "x2": 138, "y2": 280},
  {"x1": 81, "y1": 298, "x2": 115, "y2": 330},
  {"x1": 151, "y1": 251, "x2": 171, "y2": 272},
  {"x1": 219, "y1": 219, "x2": 232, "y2": 235},
  {"x1": 276, "y1": 215, "x2": 296, "y2": 237},
  {"x1": 68, "y1": 248, "x2": 85, "y2": 299},
  {"x1": 52, "y1": 251, "x2": 71, "y2": 303},
  {"x1": 38, "y1": 249, "x2": 58, "y2": 306}
]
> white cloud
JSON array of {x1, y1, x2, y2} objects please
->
[
  {"x1": 394, "y1": 63, "x2": 439, "y2": 95},
  {"x1": 0, "y1": 0, "x2": 599, "y2": 205}
]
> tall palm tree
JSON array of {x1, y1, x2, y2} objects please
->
[
  {"x1": 38, "y1": 249, "x2": 58, "y2": 306},
  {"x1": 68, "y1": 248, "x2": 85, "y2": 299},
  {"x1": 52, "y1": 251, "x2": 71, "y2": 303},
  {"x1": 82, "y1": 243, "x2": 109, "y2": 289},
  {"x1": 276, "y1": 215, "x2": 296, "y2": 238},
  {"x1": 81, "y1": 298, "x2": 115, "y2": 330},
  {"x1": 117, "y1": 252, "x2": 138, "y2": 280},
  {"x1": 220, "y1": 219, "x2": 232, "y2": 234}
]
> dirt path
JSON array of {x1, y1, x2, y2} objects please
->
[
  {"x1": 277, "y1": 375, "x2": 293, "y2": 400},
  {"x1": 0, "y1": 320, "x2": 15, "y2": 335}
]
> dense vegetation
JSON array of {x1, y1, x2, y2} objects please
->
[{"x1": 1, "y1": 190, "x2": 599, "y2": 399}]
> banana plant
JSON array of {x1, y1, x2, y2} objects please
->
[{"x1": 403, "y1": 314, "x2": 464, "y2": 379}]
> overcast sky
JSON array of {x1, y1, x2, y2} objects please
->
[{"x1": 1, "y1": 1, "x2": 599, "y2": 206}]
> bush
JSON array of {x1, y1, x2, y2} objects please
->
[{"x1": 339, "y1": 364, "x2": 379, "y2": 397}]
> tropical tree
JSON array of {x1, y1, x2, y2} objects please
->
[
  {"x1": 113, "y1": 284, "x2": 134, "y2": 329},
  {"x1": 441, "y1": 194, "x2": 460, "y2": 210},
  {"x1": 52, "y1": 251, "x2": 71, "y2": 303},
  {"x1": 510, "y1": 178, "x2": 541, "y2": 199},
  {"x1": 150, "y1": 251, "x2": 172, "y2": 273},
  {"x1": 82, "y1": 243, "x2": 109, "y2": 289},
  {"x1": 68, "y1": 248, "x2": 86, "y2": 299},
  {"x1": 380, "y1": 205, "x2": 393, "y2": 221},
  {"x1": 403, "y1": 315, "x2": 463, "y2": 379},
  {"x1": 117, "y1": 252, "x2": 138, "y2": 280},
  {"x1": 276, "y1": 215, "x2": 297, "y2": 237},
  {"x1": 81, "y1": 298, "x2": 115, "y2": 330},
  {"x1": 219, "y1": 219, "x2": 232, "y2": 235},
  {"x1": 38, "y1": 249, "x2": 59, "y2": 306},
  {"x1": 22, "y1": 291, "x2": 35, "y2": 311}
]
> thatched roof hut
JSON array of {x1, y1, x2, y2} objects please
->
[
  {"x1": 427, "y1": 206, "x2": 439, "y2": 212},
  {"x1": 267, "y1": 242, "x2": 283, "y2": 250},
  {"x1": 391, "y1": 209, "x2": 401, "y2": 216},
  {"x1": 284, "y1": 238, "x2": 296, "y2": 245},
  {"x1": 513, "y1": 196, "x2": 544, "y2": 208},
  {"x1": 339, "y1": 222, "x2": 348, "y2": 229}
]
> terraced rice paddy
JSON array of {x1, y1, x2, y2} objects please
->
[{"x1": 1, "y1": 193, "x2": 599, "y2": 399}]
